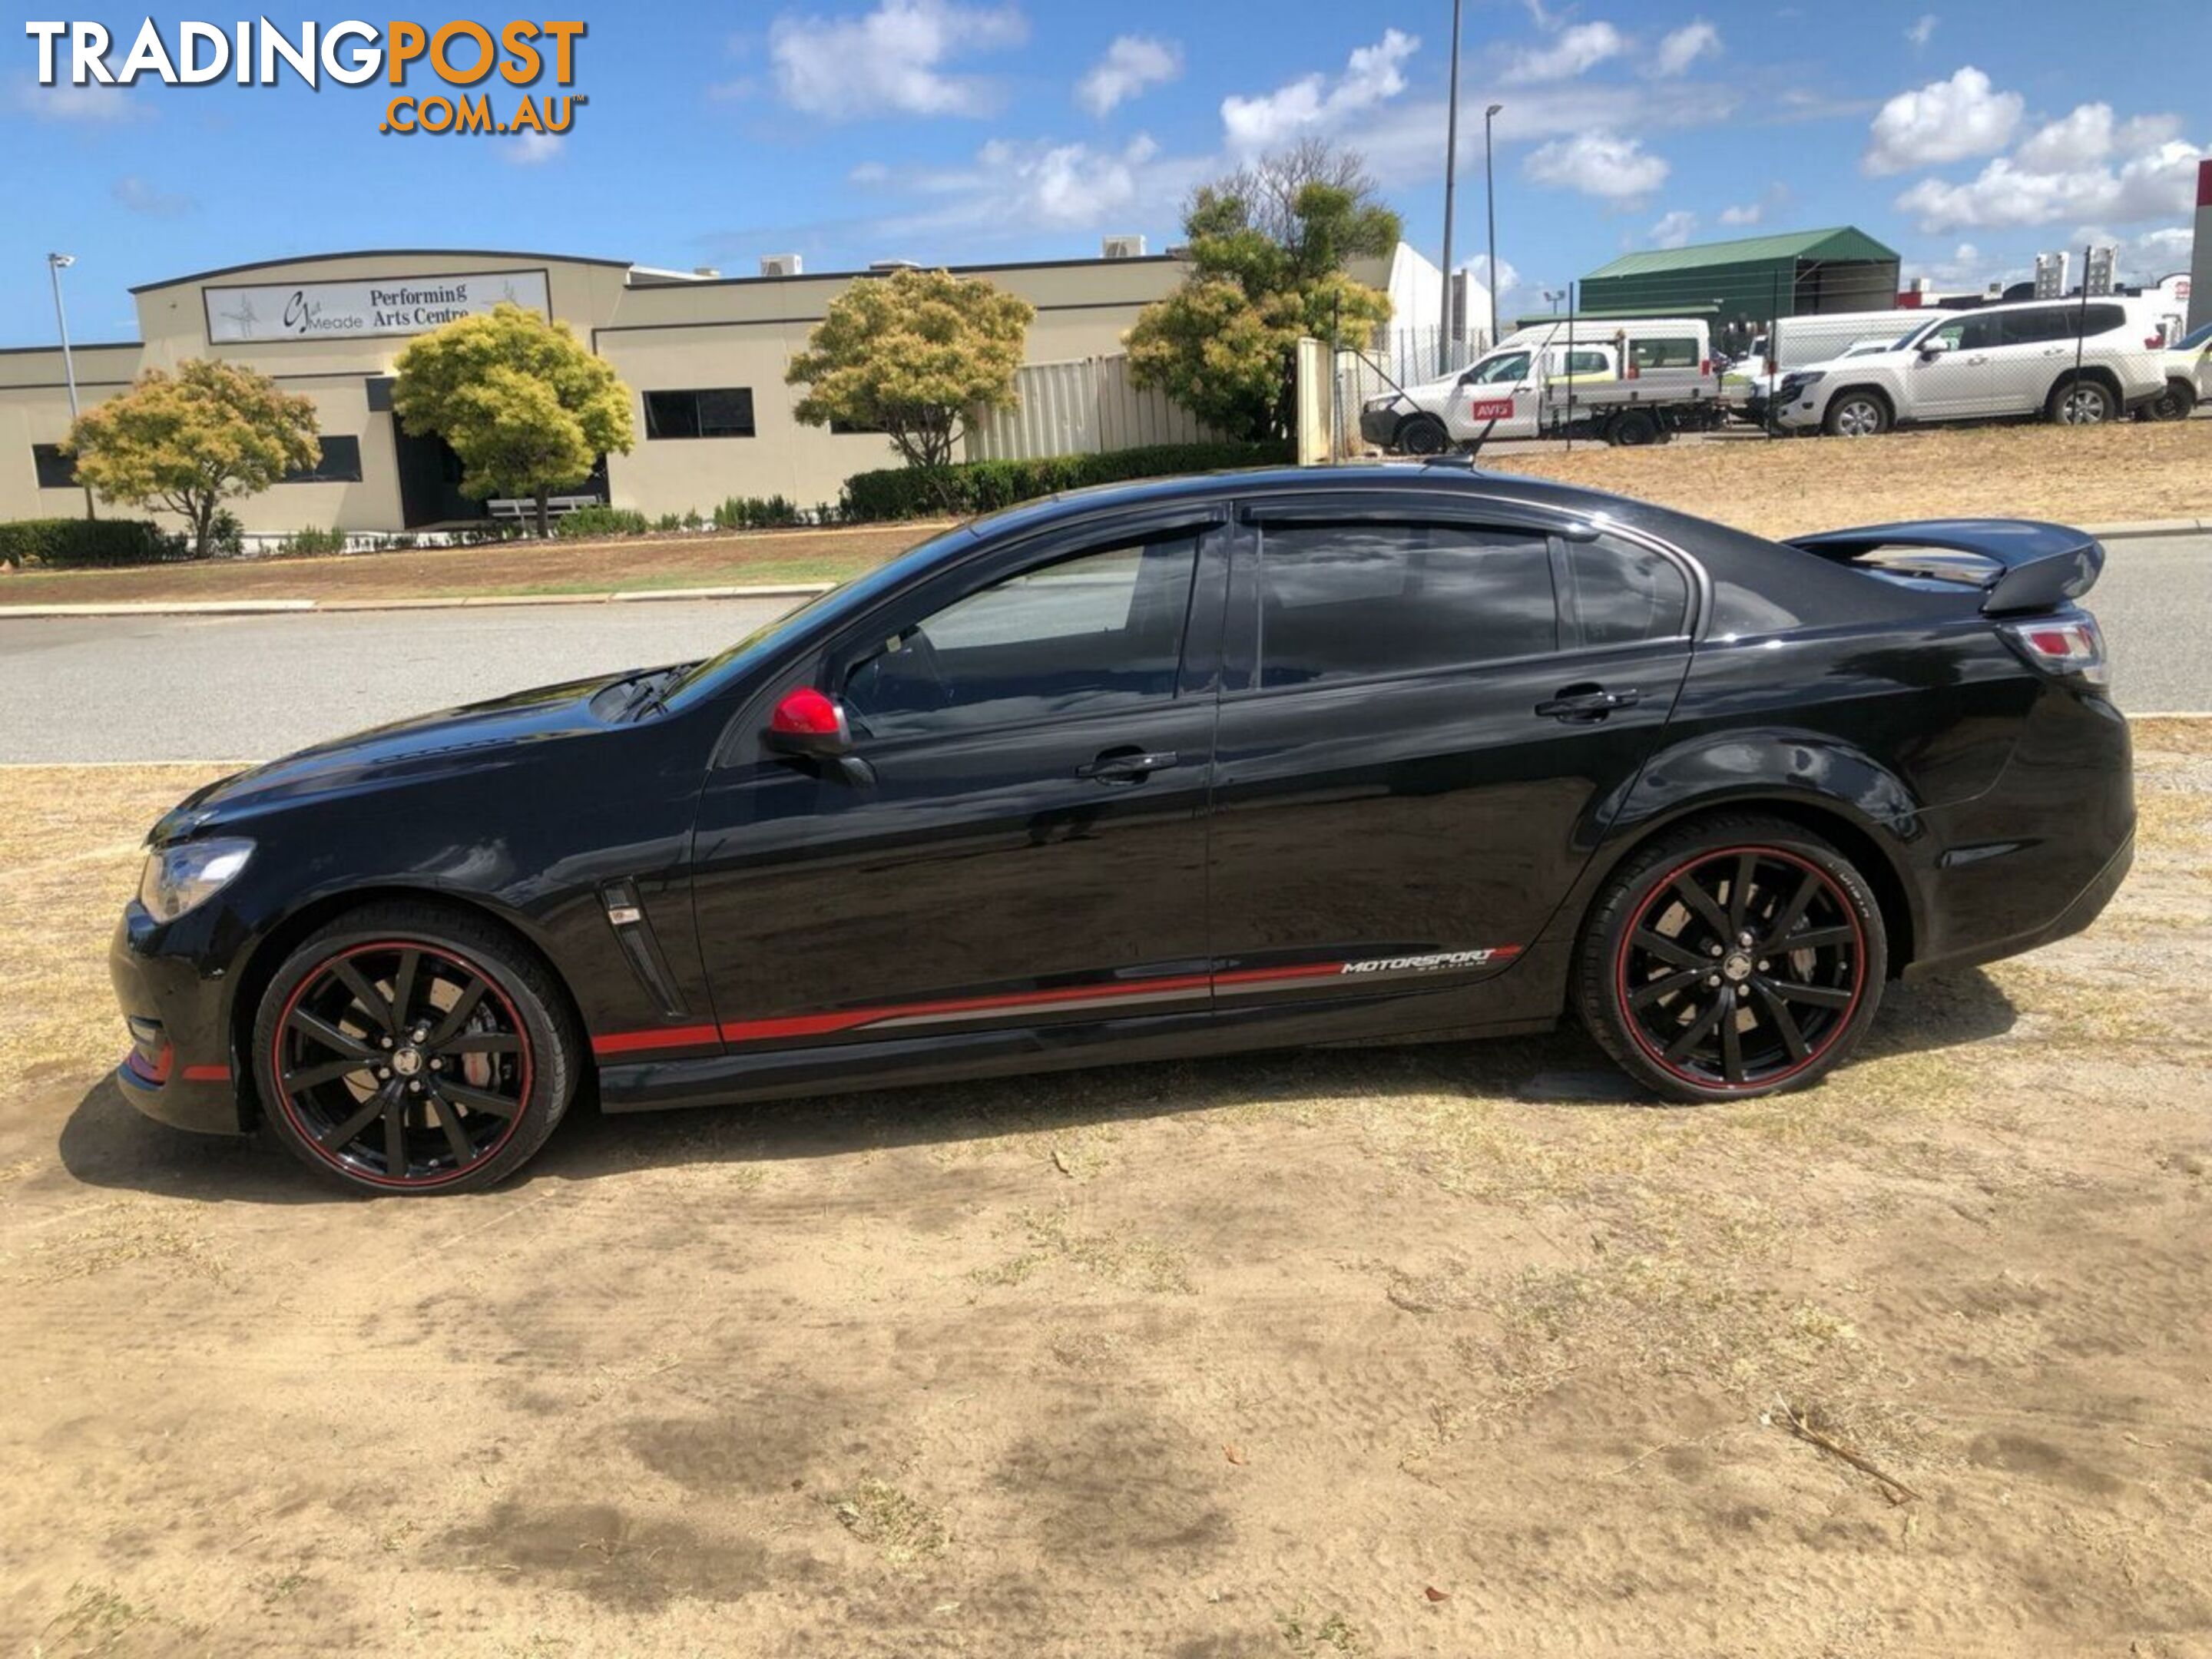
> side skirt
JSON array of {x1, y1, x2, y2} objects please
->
[{"x1": 598, "y1": 949, "x2": 1571, "y2": 1114}]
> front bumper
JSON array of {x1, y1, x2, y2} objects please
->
[
  {"x1": 1359, "y1": 406, "x2": 1402, "y2": 448},
  {"x1": 109, "y1": 908, "x2": 245, "y2": 1135}
]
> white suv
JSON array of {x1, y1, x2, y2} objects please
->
[{"x1": 1771, "y1": 299, "x2": 2166, "y2": 437}]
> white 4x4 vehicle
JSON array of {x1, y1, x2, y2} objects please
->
[
  {"x1": 1771, "y1": 299, "x2": 2166, "y2": 437},
  {"x1": 2144, "y1": 320, "x2": 2211, "y2": 421},
  {"x1": 1361, "y1": 340, "x2": 1620, "y2": 453}
]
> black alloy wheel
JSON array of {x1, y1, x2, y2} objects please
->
[
  {"x1": 253, "y1": 904, "x2": 579, "y2": 1194},
  {"x1": 1575, "y1": 817, "x2": 1887, "y2": 1101}
]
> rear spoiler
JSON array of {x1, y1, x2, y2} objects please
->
[{"x1": 1785, "y1": 518, "x2": 2104, "y2": 614}]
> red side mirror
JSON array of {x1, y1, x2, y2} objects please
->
[{"x1": 767, "y1": 687, "x2": 853, "y2": 758}]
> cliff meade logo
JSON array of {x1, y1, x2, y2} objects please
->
[{"x1": 24, "y1": 18, "x2": 588, "y2": 137}]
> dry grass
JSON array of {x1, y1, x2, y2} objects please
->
[
  {"x1": 1485, "y1": 419, "x2": 2212, "y2": 538},
  {"x1": 2, "y1": 720, "x2": 2209, "y2": 1656}
]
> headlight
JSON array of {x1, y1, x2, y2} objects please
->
[
  {"x1": 137, "y1": 837, "x2": 254, "y2": 924},
  {"x1": 1364, "y1": 395, "x2": 1400, "y2": 412},
  {"x1": 1781, "y1": 371, "x2": 1824, "y2": 393}
]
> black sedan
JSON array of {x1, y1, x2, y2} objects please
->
[{"x1": 110, "y1": 465, "x2": 2134, "y2": 1194}]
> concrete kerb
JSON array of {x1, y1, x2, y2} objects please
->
[{"x1": 0, "y1": 583, "x2": 836, "y2": 621}]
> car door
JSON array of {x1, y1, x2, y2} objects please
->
[
  {"x1": 1448, "y1": 350, "x2": 1537, "y2": 439},
  {"x1": 1206, "y1": 492, "x2": 1695, "y2": 1023},
  {"x1": 1909, "y1": 312, "x2": 2004, "y2": 417},
  {"x1": 687, "y1": 508, "x2": 1227, "y2": 1052}
]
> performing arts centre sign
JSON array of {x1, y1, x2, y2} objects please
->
[{"x1": 203, "y1": 268, "x2": 553, "y2": 343}]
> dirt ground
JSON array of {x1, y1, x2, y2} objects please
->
[
  {"x1": 1484, "y1": 419, "x2": 2212, "y2": 540},
  {"x1": 2, "y1": 727, "x2": 2209, "y2": 1659},
  {"x1": 4, "y1": 419, "x2": 2204, "y2": 608}
]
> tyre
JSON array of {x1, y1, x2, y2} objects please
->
[
  {"x1": 1572, "y1": 816, "x2": 1888, "y2": 1103},
  {"x1": 2047, "y1": 377, "x2": 2116, "y2": 426},
  {"x1": 1821, "y1": 391, "x2": 1889, "y2": 438},
  {"x1": 1608, "y1": 409, "x2": 1662, "y2": 447},
  {"x1": 250, "y1": 902, "x2": 582, "y2": 1194},
  {"x1": 2144, "y1": 379, "x2": 2195, "y2": 422},
  {"x1": 1396, "y1": 415, "x2": 1451, "y2": 456}
]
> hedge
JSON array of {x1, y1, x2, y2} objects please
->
[
  {"x1": 0, "y1": 517, "x2": 187, "y2": 568},
  {"x1": 839, "y1": 440, "x2": 1295, "y2": 523},
  {"x1": 553, "y1": 505, "x2": 650, "y2": 538}
]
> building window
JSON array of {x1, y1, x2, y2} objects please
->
[
  {"x1": 32, "y1": 445, "x2": 78, "y2": 489},
  {"x1": 281, "y1": 435, "x2": 363, "y2": 484},
  {"x1": 830, "y1": 416, "x2": 886, "y2": 435},
  {"x1": 644, "y1": 388, "x2": 757, "y2": 439}
]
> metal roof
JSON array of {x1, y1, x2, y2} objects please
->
[{"x1": 1584, "y1": 227, "x2": 1900, "y2": 280}]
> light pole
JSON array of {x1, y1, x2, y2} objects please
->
[
  {"x1": 1438, "y1": 0, "x2": 1464, "y2": 374},
  {"x1": 1483, "y1": 104, "x2": 1503, "y2": 346},
  {"x1": 1543, "y1": 288, "x2": 1565, "y2": 316},
  {"x1": 47, "y1": 252, "x2": 91, "y2": 518}
]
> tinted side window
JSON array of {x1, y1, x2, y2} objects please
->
[
  {"x1": 2071, "y1": 303, "x2": 2127, "y2": 337},
  {"x1": 1998, "y1": 308, "x2": 2067, "y2": 346},
  {"x1": 1257, "y1": 523, "x2": 1556, "y2": 689},
  {"x1": 843, "y1": 533, "x2": 1199, "y2": 737},
  {"x1": 1565, "y1": 538, "x2": 1690, "y2": 647},
  {"x1": 1467, "y1": 352, "x2": 1531, "y2": 386}
]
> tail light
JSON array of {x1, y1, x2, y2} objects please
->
[
  {"x1": 1700, "y1": 356, "x2": 1712, "y2": 376},
  {"x1": 2000, "y1": 614, "x2": 2108, "y2": 687},
  {"x1": 2147, "y1": 334, "x2": 2165, "y2": 349}
]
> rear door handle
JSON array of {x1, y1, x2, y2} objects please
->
[
  {"x1": 1078, "y1": 748, "x2": 1179, "y2": 783},
  {"x1": 1535, "y1": 687, "x2": 1642, "y2": 722}
]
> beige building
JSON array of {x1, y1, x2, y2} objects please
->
[{"x1": 0, "y1": 245, "x2": 1188, "y2": 535}]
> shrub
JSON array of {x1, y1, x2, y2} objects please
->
[
  {"x1": 836, "y1": 441, "x2": 1294, "y2": 523},
  {"x1": 713, "y1": 494, "x2": 806, "y2": 531},
  {"x1": 0, "y1": 516, "x2": 186, "y2": 568},
  {"x1": 275, "y1": 525, "x2": 349, "y2": 557},
  {"x1": 654, "y1": 512, "x2": 686, "y2": 533},
  {"x1": 552, "y1": 505, "x2": 650, "y2": 539}
]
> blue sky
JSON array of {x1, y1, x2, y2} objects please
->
[{"x1": 6, "y1": 0, "x2": 2207, "y2": 346}]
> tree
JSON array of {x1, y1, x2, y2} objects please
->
[
  {"x1": 1127, "y1": 141, "x2": 1399, "y2": 443},
  {"x1": 392, "y1": 303, "x2": 634, "y2": 538},
  {"x1": 786, "y1": 267, "x2": 1034, "y2": 475},
  {"x1": 66, "y1": 359, "x2": 320, "y2": 557}
]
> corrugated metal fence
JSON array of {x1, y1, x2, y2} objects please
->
[{"x1": 964, "y1": 355, "x2": 1218, "y2": 462}]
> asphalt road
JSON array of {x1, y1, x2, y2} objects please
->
[{"x1": 0, "y1": 531, "x2": 2203, "y2": 764}]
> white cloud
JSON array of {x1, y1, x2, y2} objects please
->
[
  {"x1": 867, "y1": 131, "x2": 1196, "y2": 239},
  {"x1": 1077, "y1": 35, "x2": 1181, "y2": 117},
  {"x1": 1524, "y1": 129, "x2": 1669, "y2": 203},
  {"x1": 1220, "y1": 29, "x2": 1418, "y2": 151},
  {"x1": 1896, "y1": 134, "x2": 2204, "y2": 230},
  {"x1": 14, "y1": 79, "x2": 152, "y2": 121},
  {"x1": 769, "y1": 0, "x2": 1026, "y2": 121},
  {"x1": 1650, "y1": 21, "x2": 1720, "y2": 78},
  {"x1": 1502, "y1": 21, "x2": 1623, "y2": 84},
  {"x1": 1717, "y1": 200, "x2": 1763, "y2": 226},
  {"x1": 1648, "y1": 209, "x2": 1698, "y2": 247},
  {"x1": 1906, "y1": 14, "x2": 1938, "y2": 48},
  {"x1": 505, "y1": 131, "x2": 564, "y2": 165},
  {"x1": 111, "y1": 174, "x2": 194, "y2": 215},
  {"x1": 1863, "y1": 66, "x2": 2022, "y2": 175}
]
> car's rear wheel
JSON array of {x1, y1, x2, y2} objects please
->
[
  {"x1": 251, "y1": 902, "x2": 581, "y2": 1194},
  {"x1": 2048, "y1": 377, "x2": 2116, "y2": 426},
  {"x1": 1396, "y1": 414, "x2": 1451, "y2": 456},
  {"x1": 1822, "y1": 392, "x2": 1889, "y2": 438},
  {"x1": 1573, "y1": 816, "x2": 1887, "y2": 1102},
  {"x1": 1608, "y1": 409, "x2": 1663, "y2": 446}
]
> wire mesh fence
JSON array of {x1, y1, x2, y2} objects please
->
[{"x1": 1329, "y1": 248, "x2": 2190, "y2": 459}]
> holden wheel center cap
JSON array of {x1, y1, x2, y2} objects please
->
[
  {"x1": 1722, "y1": 952, "x2": 1755, "y2": 984},
  {"x1": 392, "y1": 1046, "x2": 425, "y2": 1078}
]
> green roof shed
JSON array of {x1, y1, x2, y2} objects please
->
[{"x1": 1577, "y1": 227, "x2": 1902, "y2": 333}]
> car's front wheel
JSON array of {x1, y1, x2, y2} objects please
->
[
  {"x1": 1395, "y1": 414, "x2": 1452, "y2": 456},
  {"x1": 1822, "y1": 392, "x2": 1889, "y2": 438},
  {"x1": 1573, "y1": 816, "x2": 1888, "y2": 1102},
  {"x1": 250, "y1": 902, "x2": 581, "y2": 1194}
]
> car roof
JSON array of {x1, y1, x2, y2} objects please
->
[{"x1": 965, "y1": 462, "x2": 1634, "y2": 539}]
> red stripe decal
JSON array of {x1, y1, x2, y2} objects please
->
[
  {"x1": 591, "y1": 1023, "x2": 722, "y2": 1058},
  {"x1": 181, "y1": 1064, "x2": 230, "y2": 1083}
]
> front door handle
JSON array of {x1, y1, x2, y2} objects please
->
[
  {"x1": 1078, "y1": 748, "x2": 1179, "y2": 783},
  {"x1": 1536, "y1": 686, "x2": 1642, "y2": 722}
]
